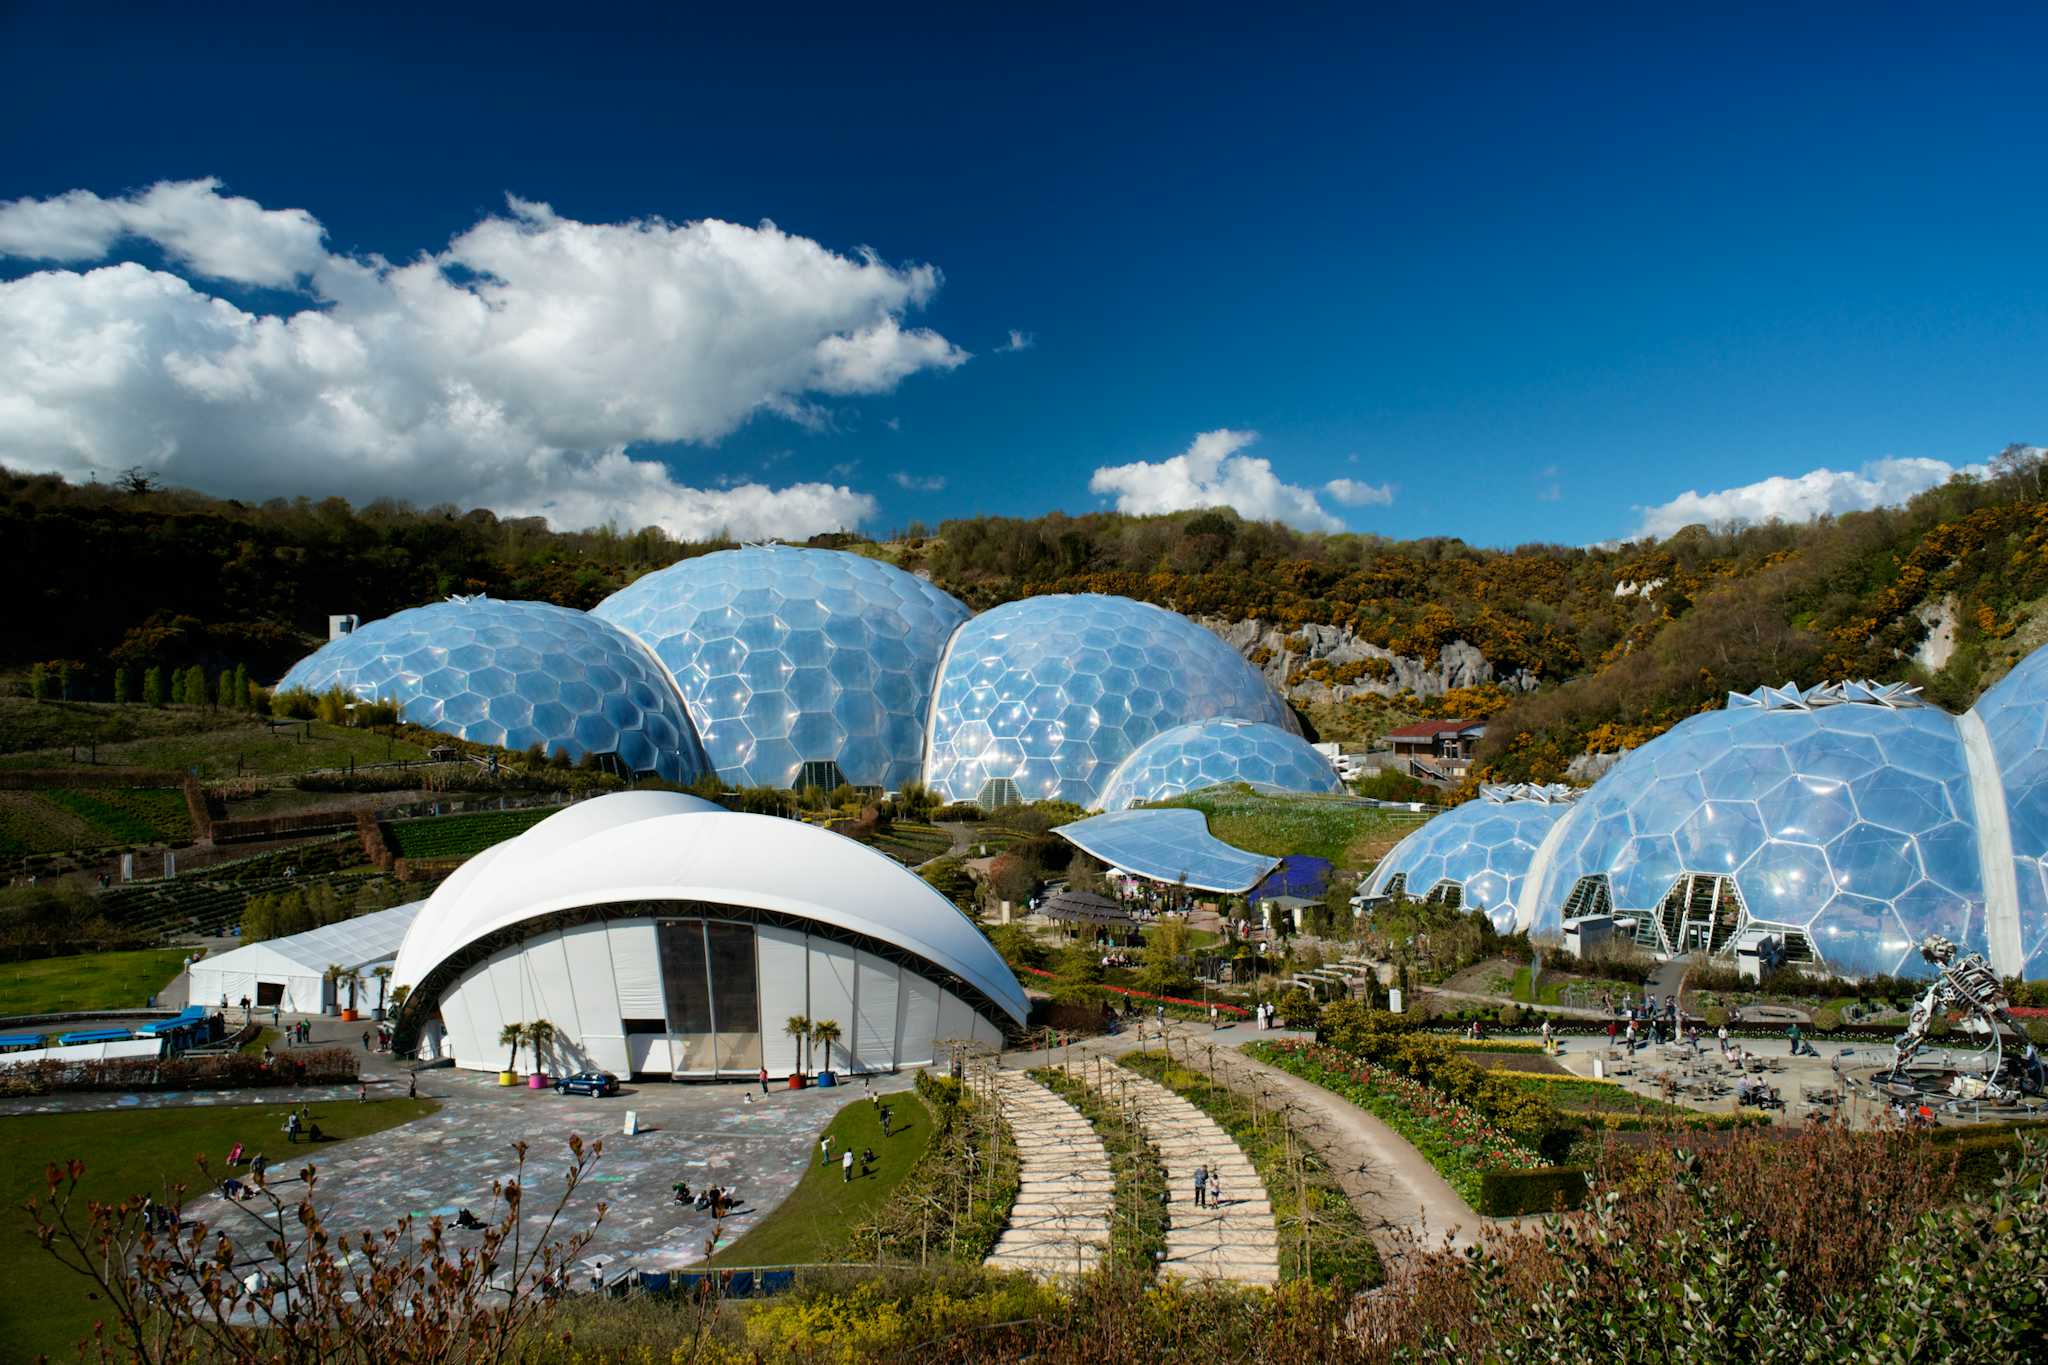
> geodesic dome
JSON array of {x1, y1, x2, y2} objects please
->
[
  {"x1": 274, "y1": 597, "x2": 705, "y2": 782},
  {"x1": 1523, "y1": 682, "x2": 1988, "y2": 978},
  {"x1": 921, "y1": 593, "x2": 1299, "y2": 808},
  {"x1": 1966, "y1": 650, "x2": 2048, "y2": 975},
  {"x1": 1095, "y1": 718, "x2": 1342, "y2": 812},
  {"x1": 592, "y1": 546, "x2": 970, "y2": 791},
  {"x1": 1361, "y1": 785, "x2": 1576, "y2": 932}
]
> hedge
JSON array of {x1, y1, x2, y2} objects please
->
[
  {"x1": 1477, "y1": 1165, "x2": 1589, "y2": 1217},
  {"x1": 0, "y1": 1046, "x2": 359, "y2": 1097}
]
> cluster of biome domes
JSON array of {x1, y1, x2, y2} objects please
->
[
  {"x1": 1364, "y1": 665, "x2": 2048, "y2": 980},
  {"x1": 274, "y1": 545, "x2": 1345, "y2": 812}
]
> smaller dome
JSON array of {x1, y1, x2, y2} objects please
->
[
  {"x1": 275, "y1": 597, "x2": 705, "y2": 783},
  {"x1": 1096, "y1": 719, "x2": 1342, "y2": 811},
  {"x1": 1362, "y1": 786, "x2": 1578, "y2": 933}
]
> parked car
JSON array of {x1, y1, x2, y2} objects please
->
[{"x1": 553, "y1": 1070, "x2": 619, "y2": 1097}]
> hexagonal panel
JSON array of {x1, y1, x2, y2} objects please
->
[
  {"x1": 275, "y1": 597, "x2": 705, "y2": 782},
  {"x1": 593, "y1": 546, "x2": 970, "y2": 790},
  {"x1": 1363, "y1": 794, "x2": 1574, "y2": 933},
  {"x1": 1095, "y1": 719, "x2": 1343, "y2": 812},
  {"x1": 923, "y1": 593, "x2": 1298, "y2": 806}
]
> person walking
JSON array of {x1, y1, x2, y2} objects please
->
[
  {"x1": 251, "y1": 1153, "x2": 269, "y2": 1189},
  {"x1": 821, "y1": 1135, "x2": 834, "y2": 1166},
  {"x1": 1210, "y1": 1167, "x2": 1223, "y2": 1207},
  {"x1": 879, "y1": 1104, "x2": 893, "y2": 1137},
  {"x1": 1540, "y1": 1019, "x2": 1553, "y2": 1055},
  {"x1": 361, "y1": 1030, "x2": 371, "y2": 1052},
  {"x1": 759, "y1": 1065, "x2": 770, "y2": 1095},
  {"x1": 1717, "y1": 1023, "x2": 1730, "y2": 1058},
  {"x1": 1625, "y1": 1019, "x2": 1638, "y2": 1053},
  {"x1": 357, "y1": 1079, "x2": 367, "y2": 1103},
  {"x1": 1606, "y1": 1018, "x2": 1618, "y2": 1049},
  {"x1": 1193, "y1": 1163, "x2": 1209, "y2": 1208},
  {"x1": 408, "y1": 1070, "x2": 418, "y2": 1100},
  {"x1": 841, "y1": 1149, "x2": 854, "y2": 1183}
]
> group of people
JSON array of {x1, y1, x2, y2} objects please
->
[
  {"x1": 670, "y1": 1180, "x2": 741, "y2": 1215},
  {"x1": 1253, "y1": 1000, "x2": 1282, "y2": 1030},
  {"x1": 1191, "y1": 1162, "x2": 1225, "y2": 1208},
  {"x1": 819, "y1": 1132, "x2": 880, "y2": 1182}
]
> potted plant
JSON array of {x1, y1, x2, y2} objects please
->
[
  {"x1": 324, "y1": 964, "x2": 352, "y2": 1018},
  {"x1": 497, "y1": 1021, "x2": 525, "y2": 1086},
  {"x1": 371, "y1": 965, "x2": 394, "y2": 1021},
  {"x1": 811, "y1": 1017, "x2": 842, "y2": 1085},
  {"x1": 784, "y1": 1014, "x2": 811, "y2": 1088},
  {"x1": 526, "y1": 1019, "x2": 556, "y2": 1088}
]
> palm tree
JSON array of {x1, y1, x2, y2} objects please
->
[
  {"x1": 323, "y1": 963, "x2": 349, "y2": 1014},
  {"x1": 784, "y1": 1015, "x2": 812, "y2": 1079},
  {"x1": 498, "y1": 1021, "x2": 525, "y2": 1074},
  {"x1": 525, "y1": 1019, "x2": 557, "y2": 1077},
  {"x1": 390, "y1": 983, "x2": 411, "y2": 1012},
  {"x1": 811, "y1": 1018, "x2": 842, "y2": 1075},
  {"x1": 372, "y1": 965, "x2": 394, "y2": 1011}
]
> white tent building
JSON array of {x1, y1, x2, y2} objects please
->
[
  {"x1": 390, "y1": 792, "x2": 1027, "y2": 1079},
  {"x1": 189, "y1": 901, "x2": 424, "y2": 1016}
]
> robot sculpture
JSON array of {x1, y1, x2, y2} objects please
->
[{"x1": 1885, "y1": 935, "x2": 2044, "y2": 1103}]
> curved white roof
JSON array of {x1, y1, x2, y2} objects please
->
[{"x1": 394, "y1": 791, "x2": 1027, "y2": 1025}]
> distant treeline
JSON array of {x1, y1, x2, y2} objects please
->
[{"x1": 4, "y1": 445, "x2": 2044, "y2": 782}]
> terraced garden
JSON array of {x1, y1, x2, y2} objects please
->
[
  {"x1": 0, "y1": 714, "x2": 427, "y2": 779},
  {"x1": 386, "y1": 807, "x2": 554, "y2": 860},
  {"x1": 0, "y1": 787, "x2": 192, "y2": 856}
]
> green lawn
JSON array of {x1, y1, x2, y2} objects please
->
[
  {"x1": 1500, "y1": 1073, "x2": 1697, "y2": 1117},
  {"x1": 0, "y1": 947, "x2": 192, "y2": 1016},
  {"x1": 2, "y1": 1097, "x2": 438, "y2": 1362},
  {"x1": 704, "y1": 1093, "x2": 932, "y2": 1267},
  {"x1": 1155, "y1": 786, "x2": 1424, "y2": 867},
  {"x1": 385, "y1": 808, "x2": 554, "y2": 860}
]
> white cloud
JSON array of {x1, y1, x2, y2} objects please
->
[
  {"x1": 1324, "y1": 477, "x2": 1394, "y2": 507},
  {"x1": 0, "y1": 178, "x2": 325, "y2": 287},
  {"x1": 1631, "y1": 456, "x2": 1989, "y2": 539},
  {"x1": 0, "y1": 180, "x2": 966, "y2": 539},
  {"x1": 892, "y1": 471, "x2": 946, "y2": 492},
  {"x1": 1089, "y1": 429, "x2": 1344, "y2": 532},
  {"x1": 998, "y1": 328, "x2": 1035, "y2": 352}
]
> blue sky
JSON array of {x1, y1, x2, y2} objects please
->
[{"x1": 1, "y1": 3, "x2": 2044, "y2": 546}]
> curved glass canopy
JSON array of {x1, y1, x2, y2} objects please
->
[
  {"x1": 924, "y1": 593, "x2": 1298, "y2": 808},
  {"x1": 593, "y1": 546, "x2": 970, "y2": 791},
  {"x1": 275, "y1": 597, "x2": 704, "y2": 782},
  {"x1": 1054, "y1": 807, "x2": 1279, "y2": 894},
  {"x1": 1096, "y1": 718, "x2": 1342, "y2": 812}
]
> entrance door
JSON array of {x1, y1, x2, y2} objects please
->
[{"x1": 256, "y1": 981, "x2": 285, "y2": 1007}]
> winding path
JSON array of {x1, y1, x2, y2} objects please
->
[{"x1": 984, "y1": 1070, "x2": 1114, "y2": 1279}]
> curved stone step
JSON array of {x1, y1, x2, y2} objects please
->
[
  {"x1": 983, "y1": 1072, "x2": 1115, "y2": 1280},
  {"x1": 1080, "y1": 1066, "x2": 1283, "y2": 1287}
]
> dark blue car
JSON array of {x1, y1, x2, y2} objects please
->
[{"x1": 554, "y1": 1070, "x2": 619, "y2": 1097}]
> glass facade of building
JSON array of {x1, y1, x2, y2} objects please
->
[
  {"x1": 923, "y1": 593, "x2": 1298, "y2": 808},
  {"x1": 1095, "y1": 718, "x2": 1342, "y2": 812},
  {"x1": 274, "y1": 596, "x2": 704, "y2": 782},
  {"x1": 1967, "y1": 648, "x2": 2048, "y2": 974},
  {"x1": 1525, "y1": 686, "x2": 1987, "y2": 977},
  {"x1": 593, "y1": 546, "x2": 970, "y2": 791},
  {"x1": 1362, "y1": 789, "x2": 1574, "y2": 932}
]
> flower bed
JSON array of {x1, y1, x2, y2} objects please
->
[
  {"x1": 1015, "y1": 966, "x2": 1250, "y2": 1017},
  {"x1": 1247, "y1": 1040, "x2": 1544, "y2": 1208}
]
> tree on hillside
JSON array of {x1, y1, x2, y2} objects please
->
[
  {"x1": 112, "y1": 666, "x2": 130, "y2": 705},
  {"x1": 142, "y1": 666, "x2": 163, "y2": 705}
]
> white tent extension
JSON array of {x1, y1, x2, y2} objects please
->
[
  {"x1": 189, "y1": 901, "x2": 424, "y2": 1015},
  {"x1": 390, "y1": 791, "x2": 1027, "y2": 1079}
]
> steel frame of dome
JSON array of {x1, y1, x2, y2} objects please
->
[
  {"x1": 1966, "y1": 647, "x2": 2048, "y2": 975},
  {"x1": 1507, "y1": 681, "x2": 2023, "y2": 979},
  {"x1": 592, "y1": 546, "x2": 970, "y2": 792},
  {"x1": 1361, "y1": 785, "x2": 1576, "y2": 933},
  {"x1": 922, "y1": 593, "x2": 1300, "y2": 808},
  {"x1": 1094, "y1": 718, "x2": 1343, "y2": 812},
  {"x1": 274, "y1": 596, "x2": 705, "y2": 783}
]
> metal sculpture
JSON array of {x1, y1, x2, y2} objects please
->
[{"x1": 1885, "y1": 935, "x2": 2042, "y2": 1103}]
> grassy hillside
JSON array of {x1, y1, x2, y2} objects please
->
[
  {"x1": 8, "y1": 451, "x2": 2047, "y2": 785},
  {"x1": 0, "y1": 701, "x2": 427, "y2": 779},
  {"x1": 1155, "y1": 786, "x2": 1425, "y2": 870}
]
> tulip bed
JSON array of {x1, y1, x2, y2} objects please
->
[{"x1": 1246, "y1": 1040, "x2": 1545, "y2": 1206}]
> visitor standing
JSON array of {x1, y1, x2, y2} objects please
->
[
  {"x1": 1606, "y1": 1018, "x2": 1617, "y2": 1048},
  {"x1": 408, "y1": 1070, "x2": 418, "y2": 1100},
  {"x1": 1209, "y1": 1168, "x2": 1222, "y2": 1206},
  {"x1": 1625, "y1": 1020, "x2": 1638, "y2": 1052},
  {"x1": 361, "y1": 1030, "x2": 371, "y2": 1052},
  {"x1": 1193, "y1": 1163, "x2": 1208, "y2": 1208},
  {"x1": 759, "y1": 1065, "x2": 770, "y2": 1095},
  {"x1": 1540, "y1": 1019, "x2": 1553, "y2": 1055},
  {"x1": 1717, "y1": 1024, "x2": 1730, "y2": 1057},
  {"x1": 841, "y1": 1149, "x2": 854, "y2": 1183},
  {"x1": 821, "y1": 1135, "x2": 834, "y2": 1166}
]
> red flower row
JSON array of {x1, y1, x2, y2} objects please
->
[{"x1": 1014, "y1": 965, "x2": 1250, "y2": 1017}]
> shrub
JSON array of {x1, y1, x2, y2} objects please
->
[
  {"x1": 1477, "y1": 1165, "x2": 1589, "y2": 1217},
  {"x1": 1703, "y1": 1005, "x2": 1729, "y2": 1029},
  {"x1": 1811, "y1": 1006, "x2": 1842, "y2": 1032},
  {"x1": 1276, "y1": 987, "x2": 1318, "y2": 1030}
]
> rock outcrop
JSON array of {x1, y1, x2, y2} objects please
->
[{"x1": 1199, "y1": 617, "x2": 1539, "y2": 706}]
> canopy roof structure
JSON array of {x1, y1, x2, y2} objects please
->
[
  {"x1": 1036, "y1": 889, "x2": 1139, "y2": 926},
  {"x1": 1054, "y1": 808, "x2": 1279, "y2": 894}
]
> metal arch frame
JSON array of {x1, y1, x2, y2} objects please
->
[{"x1": 390, "y1": 897, "x2": 1025, "y2": 1058}]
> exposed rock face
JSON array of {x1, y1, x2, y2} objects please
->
[
  {"x1": 1198, "y1": 617, "x2": 1540, "y2": 705},
  {"x1": 1566, "y1": 750, "x2": 1623, "y2": 784},
  {"x1": 1914, "y1": 594, "x2": 1959, "y2": 672}
]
